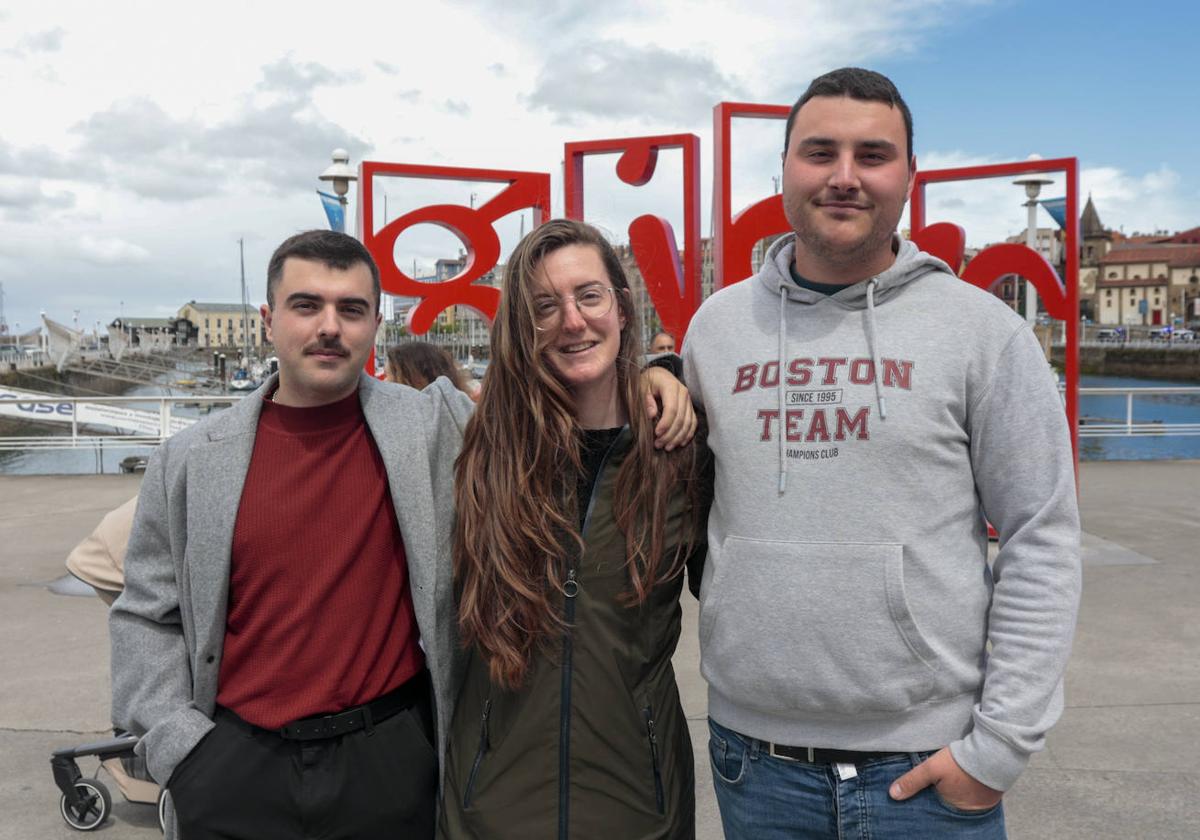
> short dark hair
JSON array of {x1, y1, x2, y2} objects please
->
[
  {"x1": 783, "y1": 67, "x2": 913, "y2": 162},
  {"x1": 266, "y1": 230, "x2": 381, "y2": 311}
]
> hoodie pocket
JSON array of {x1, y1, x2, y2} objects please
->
[{"x1": 701, "y1": 538, "x2": 943, "y2": 715}]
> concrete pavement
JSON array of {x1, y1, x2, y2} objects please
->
[{"x1": 1, "y1": 462, "x2": 1197, "y2": 838}]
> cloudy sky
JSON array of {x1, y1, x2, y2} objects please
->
[{"x1": 1, "y1": 0, "x2": 1197, "y2": 335}]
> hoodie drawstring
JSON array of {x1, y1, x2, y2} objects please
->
[
  {"x1": 865, "y1": 279, "x2": 888, "y2": 421},
  {"x1": 778, "y1": 286, "x2": 788, "y2": 494}
]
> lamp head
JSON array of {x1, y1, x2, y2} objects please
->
[
  {"x1": 1013, "y1": 174, "x2": 1054, "y2": 201},
  {"x1": 319, "y1": 148, "x2": 357, "y2": 197}
]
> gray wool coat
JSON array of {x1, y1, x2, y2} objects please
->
[{"x1": 109, "y1": 372, "x2": 472, "y2": 838}]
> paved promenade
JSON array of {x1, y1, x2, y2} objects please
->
[{"x1": 2, "y1": 462, "x2": 1197, "y2": 838}]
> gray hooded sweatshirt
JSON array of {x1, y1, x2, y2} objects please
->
[{"x1": 682, "y1": 234, "x2": 1080, "y2": 792}]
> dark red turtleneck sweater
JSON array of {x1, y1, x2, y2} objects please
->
[{"x1": 215, "y1": 389, "x2": 425, "y2": 729}]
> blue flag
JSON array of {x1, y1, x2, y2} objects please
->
[
  {"x1": 317, "y1": 190, "x2": 346, "y2": 233},
  {"x1": 1039, "y1": 197, "x2": 1067, "y2": 230}
]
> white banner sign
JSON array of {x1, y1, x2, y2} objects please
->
[{"x1": 0, "y1": 387, "x2": 196, "y2": 436}]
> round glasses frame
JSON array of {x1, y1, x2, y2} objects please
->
[{"x1": 533, "y1": 286, "x2": 617, "y2": 331}]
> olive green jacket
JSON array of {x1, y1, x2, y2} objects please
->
[{"x1": 440, "y1": 430, "x2": 708, "y2": 840}]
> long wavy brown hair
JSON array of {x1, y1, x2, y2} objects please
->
[{"x1": 454, "y1": 219, "x2": 702, "y2": 690}]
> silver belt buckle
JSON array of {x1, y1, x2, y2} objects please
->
[{"x1": 769, "y1": 743, "x2": 815, "y2": 762}]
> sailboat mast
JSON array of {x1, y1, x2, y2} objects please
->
[{"x1": 239, "y1": 238, "x2": 251, "y2": 365}]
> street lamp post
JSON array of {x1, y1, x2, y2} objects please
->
[
  {"x1": 1013, "y1": 174, "x2": 1054, "y2": 325},
  {"x1": 319, "y1": 149, "x2": 358, "y2": 233}
]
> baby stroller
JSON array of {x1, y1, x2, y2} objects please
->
[
  {"x1": 50, "y1": 497, "x2": 167, "y2": 832},
  {"x1": 51, "y1": 733, "x2": 166, "y2": 832}
]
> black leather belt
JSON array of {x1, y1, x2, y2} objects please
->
[
  {"x1": 277, "y1": 670, "x2": 429, "y2": 741},
  {"x1": 768, "y1": 743, "x2": 904, "y2": 765}
]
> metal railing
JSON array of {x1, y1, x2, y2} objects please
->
[
  {"x1": 3, "y1": 387, "x2": 1200, "y2": 453},
  {"x1": 1063, "y1": 339, "x2": 1200, "y2": 350},
  {"x1": 1073, "y1": 386, "x2": 1200, "y2": 438},
  {"x1": 0, "y1": 394, "x2": 240, "y2": 451}
]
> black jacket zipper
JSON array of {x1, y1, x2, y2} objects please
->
[
  {"x1": 463, "y1": 698, "x2": 491, "y2": 809},
  {"x1": 559, "y1": 431, "x2": 624, "y2": 840},
  {"x1": 558, "y1": 568, "x2": 578, "y2": 839},
  {"x1": 643, "y1": 705, "x2": 665, "y2": 815}
]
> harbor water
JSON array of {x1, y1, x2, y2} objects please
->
[
  {"x1": 1077, "y1": 374, "x2": 1200, "y2": 461},
  {"x1": 0, "y1": 378, "x2": 194, "y2": 476}
]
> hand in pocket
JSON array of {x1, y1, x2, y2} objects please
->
[
  {"x1": 889, "y1": 748, "x2": 1002, "y2": 812},
  {"x1": 164, "y1": 727, "x2": 217, "y2": 809}
]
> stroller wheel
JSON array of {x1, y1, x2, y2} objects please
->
[
  {"x1": 59, "y1": 779, "x2": 112, "y2": 831},
  {"x1": 157, "y1": 788, "x2": 169, "y2": 833}
]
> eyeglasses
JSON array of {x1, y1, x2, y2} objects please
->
[{"x1": 533, "y1": 285, "x2": 616, "y2": 331}]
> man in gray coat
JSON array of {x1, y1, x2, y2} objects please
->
[{"x1": 110, "y1": 230, "x2": 472, "y2": 839}]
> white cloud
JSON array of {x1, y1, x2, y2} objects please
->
[
  {"x1": 19, "y1": 26, "x2": 66, "y2": 53},
  {"x1": 916, "y1": 152, "x2": 1197, "y2": 247},
  {"x1": 76, "y1": 235, "x2": 151, "y2": 265},
  {"x1": 1080, "y1": 165, "x2": 1193, "y2": 237},
  {"x1": 0, "y1": 176, "x2": 75, "y2": 213},
  {"x1": 0, "y1": 57, "x2": 369, "y2": 205},
  {"x1": 0, "y1": 0, "x2": 1191, "y2": 336},
  {"x1": 527, "y1": 41, "x2": 744, "y2": 124}
]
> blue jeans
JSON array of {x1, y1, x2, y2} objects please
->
[{"x1": 709, "y1": 718, "x2": 1005, "y2": 839}]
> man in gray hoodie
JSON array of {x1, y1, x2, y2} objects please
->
[{"x1": 682, "y1": 68, "x2": 1080, "y2": 838}]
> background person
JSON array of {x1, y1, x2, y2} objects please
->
[
  {"x1": 439, "y1": 219, "x2": 710, "y2": 839},
  {"x1": 386, "y1": 341, "x2": 471, "y2": 393},
  {"x1": 66, "y1": 496, "x2": 137, "y2": 606},
  {"x1": 649, "y1": 331, "x2": 676, "y2": 354}
]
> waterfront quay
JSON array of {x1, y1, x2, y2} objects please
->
[{"x1": 2, "y1": 464, "x2": 1197, "y2": 839}]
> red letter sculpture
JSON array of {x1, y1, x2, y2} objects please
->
[
  {"x1": 564, "y1": 134, "x2": 702, "y2": 341},
  {"x1": 711, "y1": 102, "x2": 791, "y2": 291},
  {"x1": 358, "y1": 162, "x2": 551, "y2": 333}
]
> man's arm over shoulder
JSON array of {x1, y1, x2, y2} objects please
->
[
  {"x1": 421, "y1": 376, "x2": 475, "y2": 447},
  {"x1": 109, "y1": 444, "x2": 214, "y2": 786},
  {"x1": 955, "y1": 324, "x2": 1082, "y2": 791}
]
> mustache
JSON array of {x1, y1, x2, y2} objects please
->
[
  {"x1": 819, "y1": 193, "x2": 871, "y2": 208},
  {"x1": 303, "y1": 339, "x2": 349, "y2": 356}
]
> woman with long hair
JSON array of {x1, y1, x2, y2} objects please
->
[
  {"x1": 440, "y1": 219, "x2": 709, "y2": 839},
  {"x1": 384, "y1": 340, "x2": 471, "y2": 393}
]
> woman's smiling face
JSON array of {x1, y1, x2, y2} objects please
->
[{"x1": 533, "y1": 244, "x2": 626, "y2": 412}]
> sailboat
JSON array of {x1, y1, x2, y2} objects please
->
[{"x1": 229, "y1": 238, "x2": 263, "y2": 393}]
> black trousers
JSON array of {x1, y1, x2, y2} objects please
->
[{"x1": 168, "y1": 680, "x2": 437, "y2": 840}]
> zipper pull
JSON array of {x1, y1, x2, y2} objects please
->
[
  {"x1": 481, "y1": 698, "x2": 491, "y2": 748},
  {"x1": 564, "y1": 568, "x2": 579, "y2": 598},
  {"x1": 643, "y1": 707, "x2": 658, "y2": 744}
]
